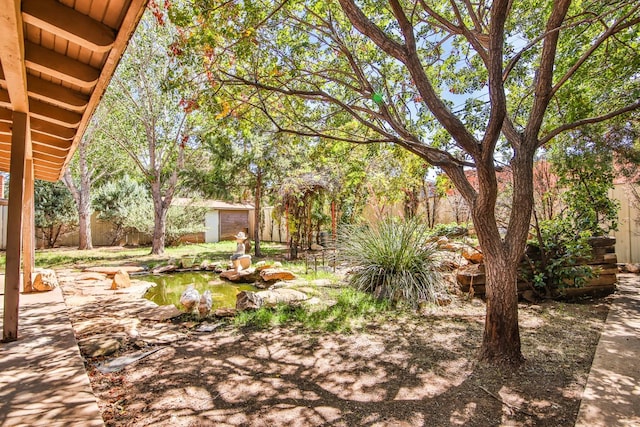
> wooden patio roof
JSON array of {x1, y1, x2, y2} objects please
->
[
  {"x1": 1, "y1": 0, "x2": 147, "y2": 341},
  {"x1": 0, "y1": 0, "x2": 146, "y2": 181}
]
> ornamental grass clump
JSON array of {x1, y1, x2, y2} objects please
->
[{"x1": 339, "y1": 217, "x2": 446, "y2": 307}]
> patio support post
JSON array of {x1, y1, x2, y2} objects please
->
[
  {"x1": 22, "y1": 158, "x2": 34, "y2": 293},
  {"x1": 3, "y1": 111, "x2": 27, "y2": 342}
]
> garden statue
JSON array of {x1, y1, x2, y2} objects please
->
[{"x1": 230, "y1": 231, "x2": 252, "y2": 271}]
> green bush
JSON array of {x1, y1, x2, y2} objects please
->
[
  {"x1": 525, "y1": 218, "x2": 594, "y2": 296},
  {"x1": 339, "y1": 217, "x2": 446, "y2": 307}
]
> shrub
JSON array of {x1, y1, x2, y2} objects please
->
[
  {"x1": 339, "y1": 217, "x2": 446, "y2": 307},
  {"x1": 524, "y1": 217, "x2": 594, "y2": 296}
]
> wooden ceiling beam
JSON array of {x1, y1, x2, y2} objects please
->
[
  {"x1": 22, "y1": 0, "x2": 115, "y2": 53},
  {"x1": 0, "y1": 122, "x2": 10, "y2": 135},
  {"x1": 0, "y1": 134, "x2": 71, "y2": 157},
  {"x1": 1, "y1": 88, "x2": 82, "y2": 128},
  {"x1": 0, "y1": 107, "x2": 12, "y2": 122},
  {"x1": 32, "y1": 145, "x2": 68, "y2": 159},
  {"x1": 29, "y1": 98, "x2": 82, "y2": 128},
  {"x1": 30, "y1": 133, "x2": 72, "y2": 151},
  {"x1": 27, "y1": 74, "x2": 88, "y2": 112},
  {"x1": 25, "y1": 42, "x2": 100, "y2": 89},
  {"x1": 57, "y1": 0, "x2": 147, "y2": 180},
  {"x1": 0, "y1": 89, "x2": 10, "y2": 107},
  {"x1": 1, "y1": 68, "x2": 89, "y2": 113},
  {"x1": 30, "y1": 154, "x2": 64, "y2": 167},
  {"x1": 0, "y1": 0, "x2": 29, "y2": 113},
  {"x1": 31, "y1": 117, "x2": 76, "y2": 140},
  {"x1": 35, "y1": 173, "x2": 60, "y2": 182}
]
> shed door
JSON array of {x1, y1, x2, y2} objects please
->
[{"x1": 219, "y1": 210, "x2": 248, "y2": 240}]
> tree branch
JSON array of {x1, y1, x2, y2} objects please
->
[
  {"x1": 538, "y1": 99, "x2": 640, "y2": 147},
  {"x1": 524, "y1": 0, "x2": 571, "y2": 142}
]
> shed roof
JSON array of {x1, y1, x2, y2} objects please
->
[{"x1": 172, "y1": 197, "x2": 255, "y2": 211}]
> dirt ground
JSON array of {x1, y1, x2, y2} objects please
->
[{"x1": 78, "y1": 292, "x2": 608, "y2": 427}]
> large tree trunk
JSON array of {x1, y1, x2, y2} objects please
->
[
  {"x1": 478, "y1": 249, "x2": 523, "y2": 364},
  {"x1": 151, "y1": 203, "x2": 167, "y2": 255},
  {"x1": 62, "y1": 143, "x2": 94, "y2": 250},
  {"x1": 254, "y1": 169, "x2": 262, "y2": 257},
  {"x1": 150, "y1": 182, "x2": 168, "y2": 255},
  {"x1": 78, "y1": 206, "x2": 93, "y2": 250}
]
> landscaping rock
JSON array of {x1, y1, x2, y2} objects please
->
[
  {"x1": 254, "y1": 261, "x2": 283, "y2": 271},
  {"x1": 626, "y1": 263, "x2": 640, "y2": 274},
  {"x1": 33, "y1": 269, "x2": 59, "y2": 292},
  {"x1": 137, "y1": 305, "x2": 182, "y2": 321},
  {"x1": 220, "y1": 268, "x2": 260, "y2": 283},
  {"x1": 195, "y1": 322, "x2": 224, "y2": 333},
  {"x1": 137, "y1": 327, "x2": 187, "y2": 345},
  {"x1": 461, "y1": 246, "x2": 483, "y2": 264},
  {"x1": 213, "y1": 307, "x2": 237, "y2": 317},
  {"x1": 260, "y1": 268, "x2": 296, "y2": 282},
  {"x1": 78, "y1": 333, "x2": 128, "y2": 358},
  {"x1": 256, "y1": 288, "x2": 309, "y2": 307},
  {"x1": 198, "y1": 290, "x2": 213, "y2": 317},
  {"x1": 434, "y1": 293, "x2": 452, "y2": 307},
  {"x1": 111, "y1": 270, "x2": 132, "y2": 290},
  {"x1": 236, "y1": 291, "x2": 263, "y2": 311},
  {"x1": 152, "y1": 264, "x2": 177, "y2": 274},
  {"x1": 179, "y1": 286, "x2": 200, "y2": 312},
  {"x1": 84, "y1": 266, "x2": 145, "y2": 276},
  {"x1": 75, "y1": 272, "x2": 108, "y2": 281}
]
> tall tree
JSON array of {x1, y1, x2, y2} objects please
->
[
  {"x1": 62, "y1": 112, "x2": 128, "y2": 250},
  {"x1": 99, "y1": 10, "x2": 199, "y2": 255},
  {"x1": 171, "y1": 0, "x2": 640, "y2": 364},
  {"x1": 34, "y1": 181, "x2": 77, "y2": 248}
]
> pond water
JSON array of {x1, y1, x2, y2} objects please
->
[{"x1": 140, "y1": 272, "x2": 258, "y2": 310}]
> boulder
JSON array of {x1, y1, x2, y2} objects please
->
[
  {"x1": 179, "y1": 286, "x2": 200, "y2": 312},
  {"x1": 33, "y1": 269, "x2": 59, "y2": 292},
  {"x1": 220, "y1": 268, "x2": 260, "y2": 283},
  {"x1": 260, "y1": 268, "x2": 296, "y2": 282},
  {"x1": 236, "y1": 291, "x2": 263, "y2": 311},
  {"x1": 77, "y1": 333, "x2": 128, "y2": 358},
  {"x1": 461, "y1": 246, "x2": 484, "y2": 264},
  {"x1": 198, "y1": 290, "x2": 213, "y2": 317},
  {"x1": 626, "y1": 263, "x2": 640, "y2": 274},
  {"x1": 256, "y1": 288, "x2": 309, "y2": 307},
  {"x1": 110, "y1": 270, "x2": 132, "y2": 290},
  {"x1": 152, "y1": 264, "x2": 177, "y2": 274}
]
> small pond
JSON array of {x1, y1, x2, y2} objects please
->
[{"x1": 140, "y1": 272, "x2": 258, "y2": 310}]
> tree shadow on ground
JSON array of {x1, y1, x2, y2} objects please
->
[{"x1": 91, "y1": 301, "x2": 606, "y2": 427}]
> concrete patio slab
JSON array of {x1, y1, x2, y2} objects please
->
[
  {"x1": 0, "y1": 280, "x2": 104, "y2": 427},
  {"x1": 575, "y1": 273, "x2": 640, "y2": 427}
]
